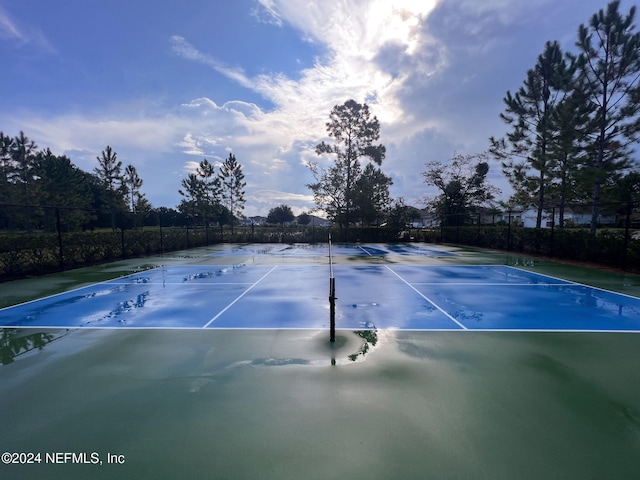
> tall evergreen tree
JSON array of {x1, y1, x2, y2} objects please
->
[
  {"x1": 34, "y1": 149, "x2": 95, "y2": 230},
  {"x1": 546, "y1": 87, "x2": 595, "y2": 226},
  {"x1": 178, "y1": 158, "x2": 224, "y2": 228},
  {"x1": 94, "y1": 146, "x2": 126, "y2": 230},
  {"x1": 178, "y1": 173, "x2": 206, "y2": 221},
  {"x1": 124, "y1": 165, "x2": 143, "y2": 212},
  {"x1": 0, "y1": 133, "x2": 16, "y2": 225},
  {"x1": 219, "y1": 153, "x2": 246, "y2": 233},
  {"x1": 11, "y1": 131, "x2": 38, "y2": 204},
  {"x1": 490, "y1": 41, "x2": 572, "y2": 228},
  {"x1": 10, "y1": 131, "x2": 39, "y2": 230},
  {"x1": 308, "y1": 99, "x2": 387, "y2": 235},
  {"x1": 124, "y1": 164, "x2": 145, "y2": 228},
  {"x1": 574, "y1": 0, "x2": 640, "y2": 233},
  {"x1": 0, "y1": 132, "x2": 14, "y2": 188}
]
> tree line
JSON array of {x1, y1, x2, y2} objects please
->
[{"x1": 0, "y1": 131, "x2": 248, "y2": 232}]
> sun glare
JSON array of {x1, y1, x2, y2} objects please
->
[{"x1": 366, "y1": 0, "x2": 438, "y2": 57}]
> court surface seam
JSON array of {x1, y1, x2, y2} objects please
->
[{"x1": 201, "y1": 265, "x2": 279, "y2": 328}]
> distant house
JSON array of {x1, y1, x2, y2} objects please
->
[
  {"x1": 410, "y1": 209, "x2": 439, "y2": 228},
  {"x1": 505, "y1": 207, "x2": 616, "y2": 228},
  {"x1": 240, "y1": 216, "x2": 267, "y2": 226},
  {"x1": 298, "y1": 214, "x2": 331, "y2": 227}
]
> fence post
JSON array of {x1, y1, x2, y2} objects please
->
[
  {"x1": 550, "y1": 207, "x2": 555, "y2": 258},
  {"x1": 624, "y1": 200, "x2": 632, "y2": 268},
  {"x1": 507, "y1": 210, "x2": 512, "y2": 251},
  {"x1": 120, "y1": 212, "x2": 126, "y2": 260},
  {"x1": 158, "y1": 212, "x2": 164, "y2": 254},
  {"x1": 55, "y1": 207, "x2": 64, "y2": 270}
]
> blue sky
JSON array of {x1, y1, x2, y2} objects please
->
[{"x1": 0, "y1": 0, "x2": 624, "y2": 215}]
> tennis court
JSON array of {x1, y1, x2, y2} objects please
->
[
  {"x1": 1, "y1": 243, "x2": 640, "y2": 479},
  {"x1": 2, "y1": 246, "x2": 640, "y2": 332}
]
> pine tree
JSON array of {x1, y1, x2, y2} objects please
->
[
  {"x1": 490, "y1": 41, "x2": 572, "y2": 228},
  {"x1": 308, "y1": 99, "x2": 387, "y2": 235},
  {"x1": 94, "y1": 146, "x2": 126, "y2": 230},
  {"x1": 574, "y1": 0, "x2": 640, "y2": 233},
  {"x1": 219, "y1": 153, "x2": 246, "y2": 234}
]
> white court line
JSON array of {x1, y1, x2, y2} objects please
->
[
  {"x1": 201, "y1": 266, "x2": 278, "y2": 328},
  {"x1": 504, "y1": 265, "x2": 640, "y2": 300},
  {"x1": 108, "y1": 281, "x2": 254, "y2": 286},
  {"x1": 384, "y1": 266, "x2": 468, "y2": 330},
  {"x1": 410, "y1": 282, "x2": 571, "y2": 287}
]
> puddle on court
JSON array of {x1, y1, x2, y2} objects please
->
[
  {"x1": 224, "y1": 329, "x2": 384, "y2": 368},
  {"x1": 2, "y1": 328, "x2": 640, "y2": 479}
]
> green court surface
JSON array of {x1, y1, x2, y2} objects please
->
[{"x1": 1, "y1": 243, "x2": 640, "y2": 479}]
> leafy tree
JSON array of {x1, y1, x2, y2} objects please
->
[
  {"x1": 574, "y1": 0, "x2": 640, "y2": 233},
  {"x1": 424, "y1": 152, "x2": 499, "y2": 226},
  {"x1": 353, "y1": 163, "x2": 393, "y2": 226},
  {"x1": 150, "y1": 206, "x2": 183, "y2": 227},
  {"x1": 297, "y1": 212, "x2": 311, "y2": 226},
  {"x1": 267, "y1": 204, "x2": 295, "y2": 227},
  {"x1": 219, "y1": 153, "x2": 246, "y2": 233},
  {"x1": 490, "y1": 41, "x2": 572, "y2": 228},
  {"x1": 308, "y1": 99, "x2": 387, "y2": 235},
  {"x1": 386, "y1": 198, "x2": 415, "y2": 235}
]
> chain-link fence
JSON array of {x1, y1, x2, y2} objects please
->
[
  {"x1": 0, "y1": 204, "x2": 338, "y2": 280},
  {"x1": 2, "y1": 200, "x2": 640, "y2": 279},
  {"x1": 415, "y1": 200, "x2": 640, "y2": 271}
]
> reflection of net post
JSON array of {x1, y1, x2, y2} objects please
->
[
  {"x1": 329, "y1": 276, "x2": 336, "y2": 342},
  {"x1": 329, "y1": 233, "x2": 336, "y2": 342}
]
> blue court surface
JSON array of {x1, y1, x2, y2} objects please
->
[{"x1": 2, "y1": 264, "x2": 640, "y2": 332}]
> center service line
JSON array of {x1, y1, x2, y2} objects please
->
[
  {"x1": 202, "y1": 266, "x2": 278, "y2": 328},
  {"x1": 384, "y1": 265, "x2": 468, "y2": 330}
]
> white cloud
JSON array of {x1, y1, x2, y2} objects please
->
[
  {"x1": 0, "y1": 7, "x2": 22, "y2": 40},
  {"x1": 5, "y1": 0, "x2": 610, "y2": 213},
  {"x1": 0, "y1": 6, "x2": 56, "y2": 53}
]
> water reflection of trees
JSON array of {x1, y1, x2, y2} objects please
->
[
  {"x1": 348, "y1": 330, "x2": 378, "y2": 362},
  {"x1": 0, "y1": 329, "x2": 59, "y2": 365}
]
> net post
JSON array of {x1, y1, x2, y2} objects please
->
[{"x1": 329, "y1": 233, "x2": 336, "y2": 342}]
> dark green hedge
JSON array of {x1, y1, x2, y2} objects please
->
[
  {"x1": 424, "y1": 226, "x2": 639, "y2": 271},
  {"x1": 3, "y1": 224, "x2": 637, "y2": 280}
]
